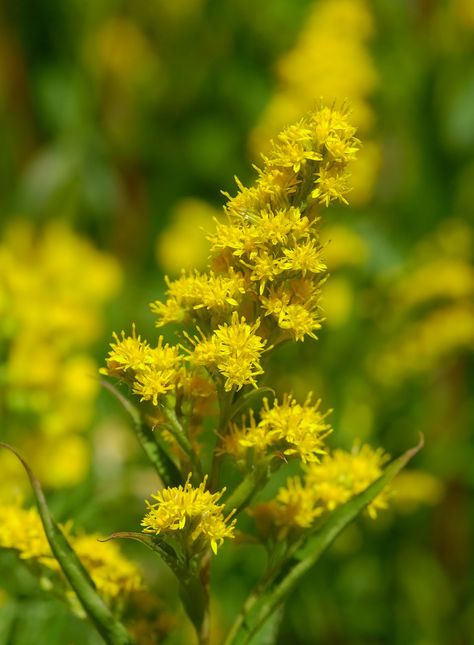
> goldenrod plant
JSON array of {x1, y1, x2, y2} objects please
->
[
  {"x1": 0, "y1": 221, "x2": 122, "y2": 495},
  {"x1": 1, "y1": 106, "x2": 422, "y2": 645}
]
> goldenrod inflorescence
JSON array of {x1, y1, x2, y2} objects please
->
[
  {"x1": 93, "y1": 105, "x2": 404, "y2": 645},
  {"x1": 0, "y1": 502, "x2": 142, "y2": 604},
  {"x1": 100, "y1": 106, "x2": 394, "y2": 563}
]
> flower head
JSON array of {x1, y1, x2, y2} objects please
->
[
  {"x1": 305, "y1": 443, "x2": 391, "y2": 518},
  {"x1": 0, "y1": 502, "x2": 142, "y2": 602},
  {"x1": 141, "y1": 475, "x2": 236, "y2": 554},
  {"x1": 188, "y1": 313, "x2": 267, "y2": 391},
  {"x1": 226, "y1": 394, "x2": 331, "y2": 464}
]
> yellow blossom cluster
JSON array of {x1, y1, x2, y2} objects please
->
[
  {"x1": 0, "y1": 220, "x2": 121, "y2": 491},
  {"x1": 141, "y1": 475, "x2": 236, "y2": 554},
  {"x1": 102, "y1": 106, "x2": 372, "y2": 566},
  {"x1": 153, "y1": 108, "x2": 358, "y2": 347},
  {"x1": 0, "y1": 502, "x2": 142, "y2": 603},
  {"x1": 251, "y1": 0, "x2": 380, "y2": 206},
  {"x1": 103, "y1": 326, "x2": 185, "y2": 405},
  {"x1": 222, "y1": 394, "x2": 332, "y2": 464},
  {"x1": 105, "y1": 106, "x2": 359, "y2": 407},
  {"x1": 305, "y1": 443, "x2": 391, "y2": 518},
  {"x1": 372, "y1": 219, "x2": 474, "y2": 384},
  {"x1": 252, "y1": 443, "x2": 390, "y2": 537}
]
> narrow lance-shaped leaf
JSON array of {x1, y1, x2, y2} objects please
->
[
  {"x1": 0, "y1": 442, "x2": 134, "y2": 645},
  {"x1": 101, "y1": 380, "x2": 182, "y2": 487},
  {"x1": 225, "y1": 436, "x2": 424, "y2": 645}
]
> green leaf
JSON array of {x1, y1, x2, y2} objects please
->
[
  {"x1": 0, "y1": 442, "x2": 134, "y2": 645},
  {"x1": 225, "y1": 436, "x2": 424, "y2": 644},
  {"x1": 101, "y1": 380, "x2": 182, "y2": 487},
  {"x1": 99, "y1": 532, "x2": 180, "y2": 577}
]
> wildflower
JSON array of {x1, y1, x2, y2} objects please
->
[
  {"x1": 282, "y1": 240, "x2": 326, "y2": 275},
  {"x1": 274, "y1": 477, "x2": 323, "y2": 529},
  {"x1": 0, "y1": 503, "x2": 58, "y2": 570},
  {"x1": 0, "y1": 220, "x2": 121, "y2": 490},
  {"x1": 0, "y1": 503, "x2": 142, "y2": 602},
  {"x1": 227, "y1": 395, "x2": 331, "y2": 464},
  {"x1": 188, "y1": 313, "x2": 266, "y2": 391},
  {"x1": 132, "y1": 366, "x2": 177, "y2": 405},
  {"x1": 71, "y1": 535, "x2": 142, "y2": 600},
  {"x1": 305, "y1": 443, "x2": 391, "y2": 518},
  {"x1": 312, "y1": 166, "x2": 351, "y2": 206},
  {"x1": 150, "y1": 271, "x2": 246, "y2": 326},
  {"x1": 141, "y1": 475, "x2": 236, "y2": 554},
  {"x1": 103, "y1": 325, "x2": 151, "y2": 376},
  {"x1": 250, "y1": 477, "x2": 323, "y2": 540}
]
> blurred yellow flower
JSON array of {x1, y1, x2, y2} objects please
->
[
  {"x1": 305, "y1": 443, "x2": 391, "y2": 518},
  {"x1": 0, "y1": 502, "x2": 142, "y2": 603},
  {"x1": 0, "y1": 220, "x2": 122, "y2": 489},
  {"x1": 251, "y1": 0, "x2": 380, "y2": 206},
  {"x1": 156, "y1": 198, "x2": 216, "y2": 275},
  {"x1": 393, "y1": 470, "x2": 444, "y2": 513}
]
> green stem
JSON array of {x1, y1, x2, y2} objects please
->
[
  {"x1": 210, "y1": 387, "x2": 235, "y2": 490},
  {"x1": 162, "y1": 407, "x2": 203, "y2": 479},
  {"x1": 224, "y1": 465, "x2": 269, "y2": 516}
]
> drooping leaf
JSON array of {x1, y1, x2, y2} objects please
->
[{"x1": 0, "y1": 442, "x2": 133, "y2": 645}]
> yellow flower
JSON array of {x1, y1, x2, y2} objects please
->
[
  {"x1": 141, "y1": 475, "x2": 236, "y2": 554},
  {"x1": 0, "y1": 502, "x2": 142, "y2": 602},
  {"x1": 312, "y1": 166, "x2": 351, "y2": 206},
  {"x1": 103, "y1": 325, "x2": 151, "y2": 376},
  {"x1": 103, "y1": 331, "x2": 183, "y2": 404},
  {"x1": 0, "y1": 220, "x2": 121, "y2": 490},
  {"x1": 274, "y1": 477, "x2": 323, "y2": 531},
  {"x1": 250, "y1": 476, "x2": 324, "y2": 539},
  {"x1": 0, "y1": 503, "x2": 58, "y2": 570},
  {"x1": 282, "y1": 240, "x2": 326, "y2": 275},
  {"x1": 228, "y1": 394, "x2": 331, "y2": 464},
  {"x1": 150, "y1": 270, "x2": 246, "y2": 326},
  {"x1": 188, "y1": 313, "x2": 266, "y2": 391},
  {"x1": 250, "y1": 0, "x2": 379, "y2": 206},
  {"x1": 132, "y1": 366, "x2": 177, "y2": 405},
  {"x1": 305, "y1": 443, "x2": 391, "y2": 518},
  {"x1": 71, "y1": 534, "x2": 142, "y2": 601}
]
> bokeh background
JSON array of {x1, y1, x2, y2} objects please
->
[{"x1": 1, "y1": 0, "x2": 473, "y2": 643}]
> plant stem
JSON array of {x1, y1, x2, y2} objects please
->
[{"x1": 163, "y1": 407, "x2": 203, "y2": 479}]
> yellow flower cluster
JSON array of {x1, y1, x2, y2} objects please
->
[
  {"x1": 0, "y1": 502, "x2": 142, "y2": 603},
  {"x1": 165, "y1": 110, "x2": 355, "y2": 335},
  {"x1": 305, "y1": 444, "x2": 390, "y2": 518},
  {"x1": 252, "y1": 443, "x2": 390, "y2": 537},
  {"x1": 141, "y1": 476, "x2": 236, "y2": 554},
  {"x1": 251, "y1": 0, "x2": 380, "y2": 206},
  {"x1": 223, "y1": 394, "x2": 332, "y2": 464},
  {"x1": 372, "y1": 219, "x2": 474, "y2": 384},
  {"x1": 0, "y1": 220, "x2": 121, "y2": 491},
  {"x1": 105, "y1": 106, "x2": 359, "y2": 405}
]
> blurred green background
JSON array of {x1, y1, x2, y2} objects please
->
[{"x1": 0, "y1": 0, "x2": 473, "y2": 643}]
